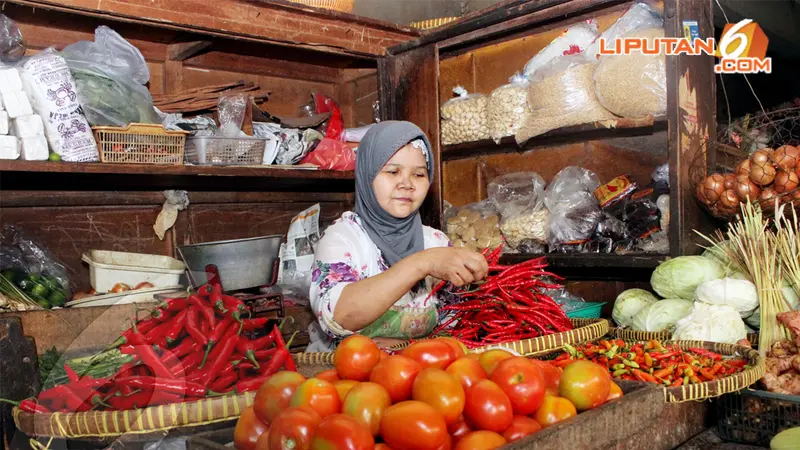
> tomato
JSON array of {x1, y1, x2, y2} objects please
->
[
  {"x1": 380, "y1": 401, "x2": 449, "y2": 450},
  {"x1": 255, "y1": 427, "x2": 271, "y2": 450},
  {"x1": 268, "y1": 407, "x2": 321, "y2": 450},
  {"x1": 335, "y1": 335, "x2": 382, "y2": 381},
  {"x1": 401, "y1": 340, "x2": 457, "y2": 370},
  {"x1": 445, "y1": 357, "x2": 487, "y2": 391},
  {"x1": 453, "y1": 431, "x2": 506, "y2": 450},
  {"x1": 558, "y1": 360, "x2": 610, "y2": 411},
  {"x1": 379, "y1": 350, "x2": 390, "y2": 361},
  {"x1": 310, "y1": 414, "x2": 374, "y2": 450},
  {"x1": 235, "y1": 406, "x2": 269, "y2": 450},
  {"x1": 342, "y1": 382, "x2": 391, "y2": 437},
  {"x1": 462, "y1": 380, "x2": 513, "y2": 434},
  {"x1": 369, "y1": 355, "x2": 422, "y2": 403},
  {"x1": 334, "y1": 380, "x2": 359, "y2": 402},
  {"x1": 489, "y1": 357, "x2": 545, "y2": 415},
  {"x1": 607, "y1": 381, "x2": 623, "y2": 401},
  {"x1": 317, "y1": 369, "x2": 340, "y2": 383},
  {"x1": 110, "y1": 282, "x2": 131, "y2": 293},
  {"x1": 290, "y1": 378, "x2": 341, "y2": 418},
  {"x1": 375, "y1": 445, "x2": 393, "y2": 450},
  {"x1": 436, "y1": 337, "x2": 467, "y2": 359},
  {"x1": 448, "y1": 416, "x2": 472, "y2": 444},
  {"x1": 533, "y1": 396, "x2": 577, "y2": 428},
  {"x1": 477, "y1": 350, "x2": 514, "y2": 376},
  {"x1": 411, "y1": 368, "x2": 465, "y2": 425},
  {"x1": 502, "y1": 416, "x2": 541, "y2": 442},
  {"x1": 254, "y1": 371, "x2": 306, "y2": 424},
  {"x1": 528, "y1": 359, "x2": 562, "y2": 396}
]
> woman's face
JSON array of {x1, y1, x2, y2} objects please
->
[{"x1": 372, "y1": 143, "x2": 430, "y2": 219}]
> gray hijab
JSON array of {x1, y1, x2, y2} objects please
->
[{"x1": 355, "y1": 121, "x2": 433, "y2": 267}]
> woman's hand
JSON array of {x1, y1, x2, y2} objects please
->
[{"x1": 419, "y1": 247, "x2": 489, "y2": 287}]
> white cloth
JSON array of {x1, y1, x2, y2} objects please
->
[{"x1": 306, "y1": 211, "x2": 450, "y2": 352}]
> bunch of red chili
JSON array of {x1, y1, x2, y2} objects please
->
[
  {"x1": 550, "y1": 339, "x2": 751, "y2": 386},
  {"x1": 430, "y1": 247, "x2": 573, "y2": 349},
  {"x1": 15, "y1": 285, "x2": 297, "y2": 414}
]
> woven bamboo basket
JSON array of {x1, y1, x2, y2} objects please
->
[
  {"x1": 409, "y1": 17, "x2": 459, "y2": 30},
  {"x1": 284, "y1": 0, "x2": 354, "y2": 13},
  {"x1": 384, "y1": 318, "x2": 608, "y2": 357},
  {"x1": 13, "y1": 354, "x2": 334, "y2": 441},
  {"x1": 608, "y1": 327, "x2": 760, "y2": 347}
]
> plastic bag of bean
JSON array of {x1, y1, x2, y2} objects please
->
[
  {"x1": 440, "y1": 86, "x2": 490, "y2": 145},
  {"x1": 445, "y1": 200, "x2": 503, "y2": 252},
  {"x1": 487, "y1": 73, "x2": 530, "y2": 143},
  {"x1": 487, "y1": 172, "x2": 548, "y2": 249}
]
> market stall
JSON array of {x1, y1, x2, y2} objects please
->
[{"x1": 1, "y1": 0, "x2": 799, "y2": 449}]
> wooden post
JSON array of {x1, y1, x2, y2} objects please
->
[{"x1": 0, "y1": 318, "x2": 40, "y2": 450}]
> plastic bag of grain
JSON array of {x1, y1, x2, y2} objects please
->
[
  {"x1": 445, "y1": 200, "x2": 503, "y2": 252},
  {"x1": 440, "y1": 86, "x2": 489, "y2": 145},
  {"x1": 594, "y1": 28, "x2": 666, "y2": 118},
  {"x1": 487, "y1": 73, "x2": 530, "y2": 143},
  {"x1": 487, "y1": 172, "x2": 549, "y2": 249},
  {"x1": 516, "y1": 56, "x2": 616, "y2": 144}
]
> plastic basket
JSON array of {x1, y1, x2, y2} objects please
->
[
  {"x1": 565, "y1": 302, "x2": 605, "y2": 319},
  {"x1": 717, "y1": 388, "x2": 800, "y2": 446},
  {"x1": 94, "y1": 123, "x2": 187, "y2": 165},
  {"x1": 184, "y1": 136, "x2": 266, "y2": 166}
]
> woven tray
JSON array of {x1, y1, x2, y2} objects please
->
[
  {"x1": 608, "y1": 327, "x2": 760, "y2": 347},
  {"x1": 13, "y1": 355, "x2": 333, "y2": 441}
]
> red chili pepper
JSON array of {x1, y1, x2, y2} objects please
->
[
  {"x1": 235, "y1": 337, "x2": 263, "y2": 370},
  {"x1": 210, "y1": 290, "x2": 227, "y2": 314},
  {"x1": 210, "y1": 372, "x2": 238, "y2": 392},
  {"x1": 199, "y1": 330, "x2": 240, "y2": 387},
  {"x1": 107, "y1": 317, "x2": 159, "y2": 349},
  {"x1": 158, "y1": 298, "x2": 189, "y2": 313},
  {"x1": 241, "y1": 317, "x2": 270, "y2": 332},
  {"x1": 64, "y1": 363, "x2": 80, "y2": 383},
  {"x1": 164, "y1": 309, "x2": 189, "y2": 346},
  {"x1": 39, "y1": 385, "x2": 89, "y2": 412},
  {"x1": 144, "y1": 320, "x2": 174, "y2": 347},
  {"x1": 652, "y1": 351, "x2": 681, "y2": 360},
  {"x1": 161, "y1": 338, "x2": 199, "y2": 368},
  {"x1": 0, "y1": 398, "x2": 50, "y2": 414},
  {"x1": 169, "y1": 351, "x2": 204, "y2": 378},
  {"x1": 107, "y1": 390, "x2": 185, "y2": 410},
  {"x1": 189, "y1": 294, "x2": 216, "y2": 330},
  {"x1": 185, "y1": 307, "x2": 209, "y2": 347},
  {"x1": 258, "y1": 331, "x2": 297, "y2": 375},
  {"x1": 202, "y1": 316, "x2": 234, "y2": 367},
  {"x1": 127, "y1": 324, "x2": 175, "y2": 379},
  {"x1": 114, "y1": 376, "x2": 214, "y2": 398},
  {"x1": 197, "y1": 284, "x2": 214, "y2": 297}
]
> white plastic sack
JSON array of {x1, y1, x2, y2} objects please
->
[{"x1": 522, "y1": 21, "x2": 598, "y2": 80}]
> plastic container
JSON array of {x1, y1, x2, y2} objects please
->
[
  {"x1": 717, "y1": 388, "x2": 800, "y2": 447},
  {"x1": 94, "y1": 123, "x2": 187, "y2": 165},
  {"x1": 65, "y1": 285, "x2": 184, "y2": 308},
  {"x1": 81, "y1": 250, "x2": 185, "y2": 293},
  {"x1": 184, "y1": 136, "x2": 267, "y2": 165},
  {"x1": 565, "y1": 302, "x2": 606, "y2": 319}
]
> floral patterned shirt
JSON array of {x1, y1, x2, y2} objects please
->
[{"x1": 307, "y1": 212, "x2": 450, "y2": 352}]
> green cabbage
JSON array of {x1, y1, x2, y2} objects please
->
[
  {"x1": 672, "y1": 303, "x2": 747, "y2": 344},
  {"x1": 630, "y1": 299, "x2": 694, "y2": 332},
  {"x1": 694, "y1": 278, "x2": 759, "y2": 318},
  {"x1": 650, "y1": 256, "x2": 725, "y2": 300},
  {"x1": 612, "y1": 289, "x2": 658, "y2": 327}
]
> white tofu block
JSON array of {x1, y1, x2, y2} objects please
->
[
  {"x1": 0, "y1": 135, "x2": 20, "y2": 160},
  {"x1": 0, "y1": 68, "x2": 24, "y2": 96},
  {"x1": 20, "y1": 135, "x2": 49, "y2": 161},
  {"x1": 2, "y1": 90, "x2": 33, "y2": 118},
  {"x1": 0, "y1": 111, "x2": 8, "y2": 135},
  {"x1": 10, "y1": 114, "x2": 44, "y2": 138}
]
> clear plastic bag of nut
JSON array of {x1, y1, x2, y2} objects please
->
[
  {"x1": 487, "y1": 172, "x2": 549, "y2": 251},
  {"x1": 440, "y1": 86, "x2": 490, "y2": 145},
  {"x1": 445, "y1": 200, "x2": 504, "y2": 252},
  {"x1": 487, "y1": 73, "x2": 530, "y2": 144}
]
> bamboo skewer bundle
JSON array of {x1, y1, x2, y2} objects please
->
[
  {"x1": 152, "y1": 81, "x2": 270, "y2": 113},
  {"x1": 775, "y1": 204, "x2": 800, "y2": 300}
]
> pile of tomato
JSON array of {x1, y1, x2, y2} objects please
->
[{"x1": 234, "y1": 336, "x2": 623, "y2": 450}]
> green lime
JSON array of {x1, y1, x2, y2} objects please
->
[{"x1": 48, "y1": 153, "x2": 61, "y2": 162}]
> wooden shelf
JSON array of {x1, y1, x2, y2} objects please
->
[
  {"x1": 0, "y1": 161, "x2": 355, "y2": 192},
  {"x1": 500, "y1": 253, "x2": 668, "y2": 281},
  {"x1": 442, "y1": 118, "x2": 668, "y2": 161}
]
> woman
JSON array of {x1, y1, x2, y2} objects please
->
[{"x1": 308, "y1": 121, "x2": 488, "y2": 351}]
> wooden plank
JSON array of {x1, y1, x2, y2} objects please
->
[
  {"x1": 168, "y1": 40, "x2": 212, "y2": 61},
  {"x1": 6, "y1": 0, "x2": 416, "y2": 58},
  {"x1": 185, "y1": 52, "x2": 342, "y2": 84},
  {"x1": 664, "y1": 0, "x2": 717, "y2": 256},
  {"x1": 0, "y1": 318, "x2": 40, "y2": 450},
  {"x1": 0, "y1": 191, "x2": 354, "y2": 207},
  {"x1": 442, "y1": 158, "x2": 480, "y2": 208}
]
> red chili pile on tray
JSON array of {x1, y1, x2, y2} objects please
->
[
  {"x1": 432, "y1": 248, "x2": 573, "y2": 348},
  {"x1": 550, "y1": 339, "x2": 751, "y2": 386},
  {"x1": 18, "y1": 284, "x2": 296, "y2": 414}
]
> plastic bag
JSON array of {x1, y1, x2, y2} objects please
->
[
  {"x1": 277, "y1": 204, "x2": 321, "y2": 292},
  {"x1": 585, "y1": 2, "x2": 663, "y2": 59},
  {"x1": 544, "y1": 167, "x2": 602, "y2": 247},
  {"x1": 594, "y1": 28, "x2": 667, "y2": 118},
  {"x1": 62, "y1": 26, "x2": 159, "y2": 127},
  {"x1": 440, "y1": 86, "x2": 490, "y2": 145},
  {"x1": 445, "y1": 200, "x2": 503, "y2": 252},
  {"x1": 312, "y1": 91, "x2": 345, "y2": 141},
  {"x1": 0, "y1": 225, "x2": 72, "y2": 306},
  {"x1": 299, "y1": 138, "x2": 355, "y2": 170},
  {"x1": 487, "y1": 74, "x2": 530, "y2": 143},
  {"x1": 0, "y1": 14, "x2": 25, "y2": 63},
  {"x1": 522, "y1": 20, "x2": 599, "y2": 80},
  {"x1": 516, "y1": 57, "x2": 616, "y2": 144},
  {"x1": 487, "y1": 172, "x2": 548, "y2": 248},
  {"x1": 215, "y1": 93, "x2": 248, "y2": 137}
]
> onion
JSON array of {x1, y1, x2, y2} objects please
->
[
  {"x1": 736, "y1": 159, "x2": 752, "y2": 176},
  {"x1": 723, "y1": 173, "x2": 736, "y2": 190},
  {"x1": 696, "y1": 184, "x2": 712, "y2": 205},
  {"x1": 771, "y1": 145, "x2": 799, "y2": 171},
  {"x1": 734, "y1": 174, "x2": 761, "y2": 201},
  {"x1": 750, "y1": 159, "x2": 777, "y2": 186},
  {"x1": 759, "y1": 187, "x2": 778, "y2": 211},
  {"x1": 701, "y1": 173, "x2": 726, "y2": 204},
  {"x1": 751, "y1": 148, "x2": 772, "y2": 166},
  {"x1": 774, "y1": 169, "x2": 799, "y2": 194},
  {"x1": 719, "y1": 189, "x2": 740, "y2": 211}
]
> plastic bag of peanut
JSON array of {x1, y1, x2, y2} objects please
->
[
  {"x1": 440, "y1": 86, "x2": 490, "y2": 145},
  {"x1": 487, "y1": 73, "x2": 530, "y2": 143},
  {"x1": 487, "y1": 172, "x2": 548, "y2": 250}
]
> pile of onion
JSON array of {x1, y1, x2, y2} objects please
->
[{"x1": 696, "y1": 145, "x2": 800, "y2": 216}]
